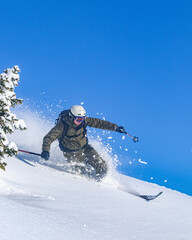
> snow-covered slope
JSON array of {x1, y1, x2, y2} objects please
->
[
  {"x1": 0, "y1": 157, "x2": 191, "y2": 240},
  {"x1": 0, "y1": 109, "x2": 190, "y2": 240}
]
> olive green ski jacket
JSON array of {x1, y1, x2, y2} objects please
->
[{"x1": 42, "y1": 114, "x2": 118, "y2": 152}]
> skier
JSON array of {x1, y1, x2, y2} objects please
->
[{"x1": 41, "y1": 105, "x2": 126, "y2": 180}]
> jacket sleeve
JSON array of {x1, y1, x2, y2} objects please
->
[
  {"x1": 85, "y1": 117, "x2": 118, "y2": 131},
  {"x1": 42, "y1": 121, "x2": 64, "y2": 152}
]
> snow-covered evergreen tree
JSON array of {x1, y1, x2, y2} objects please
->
[{"x1": 0, "y1": 65, "x2": 26, "y2": 170}]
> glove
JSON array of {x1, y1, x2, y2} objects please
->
[
  {"x1": 41, "y1": 151, "x2": 50, "y2": 161},
  {"x1": 116, "y1": 126, "x2": 126, "y2": 134}
]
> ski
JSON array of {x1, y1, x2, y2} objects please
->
[
  {"x1": 136, "y1": 191, "x2": 163, "y2": 201},
  {"x1": 117, "y1": 185, "x2": 163, "y2": 201}
]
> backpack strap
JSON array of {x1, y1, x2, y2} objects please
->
[
  {"x1": 58, "y1": 121, "x2": 69, "y2": 152},
  {"x1": 59, "y1": 121, "x2": 69, "y2": 142},
  {"x1": 61, "y1": 122, "x2": 87, "y2": 139}
]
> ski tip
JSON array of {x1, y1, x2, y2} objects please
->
[{"x1": 157, "y1": 191, "x2": 163, "y2": 196}]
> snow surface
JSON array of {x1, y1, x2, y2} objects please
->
[
  {"x1": 0, "y1": 108, "x2": 191, "y2": 240},
  {"x1": 0, "y1": 157, "x2": 192, "y2": 240}
]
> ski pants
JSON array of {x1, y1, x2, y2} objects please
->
[{"x1": 63, "y1": 144, "x2": 108, "y2": 178}]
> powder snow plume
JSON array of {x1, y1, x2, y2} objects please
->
[{"x1": 9, "y1": 106, "x2": 122, "y2": 184}]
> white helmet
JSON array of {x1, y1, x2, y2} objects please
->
[{"x1": 70, "y1": 105, "x2": 86, "y2": 117}]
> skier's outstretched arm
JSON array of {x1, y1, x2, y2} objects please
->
[{"x1": 85, "y1": 117, "x2": 125, "y2": 133}]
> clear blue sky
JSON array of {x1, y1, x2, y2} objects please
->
[{"x1": 1, "y1": 0, "x2": 192, "y2": 195}]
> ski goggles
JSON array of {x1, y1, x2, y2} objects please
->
[{"x1": 74, "y1": 116, "x2": 85, "y2": 123}]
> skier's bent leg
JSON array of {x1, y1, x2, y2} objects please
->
[
  {"x1": 63, "y1": 150, "x2": 86, "y2": 174},
  {"x1": 84, "y1": 145, "x2": 108, "y2": 180},
  {"x1": 63, "y1": 150, "x2": 84, "y2": 163}
]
